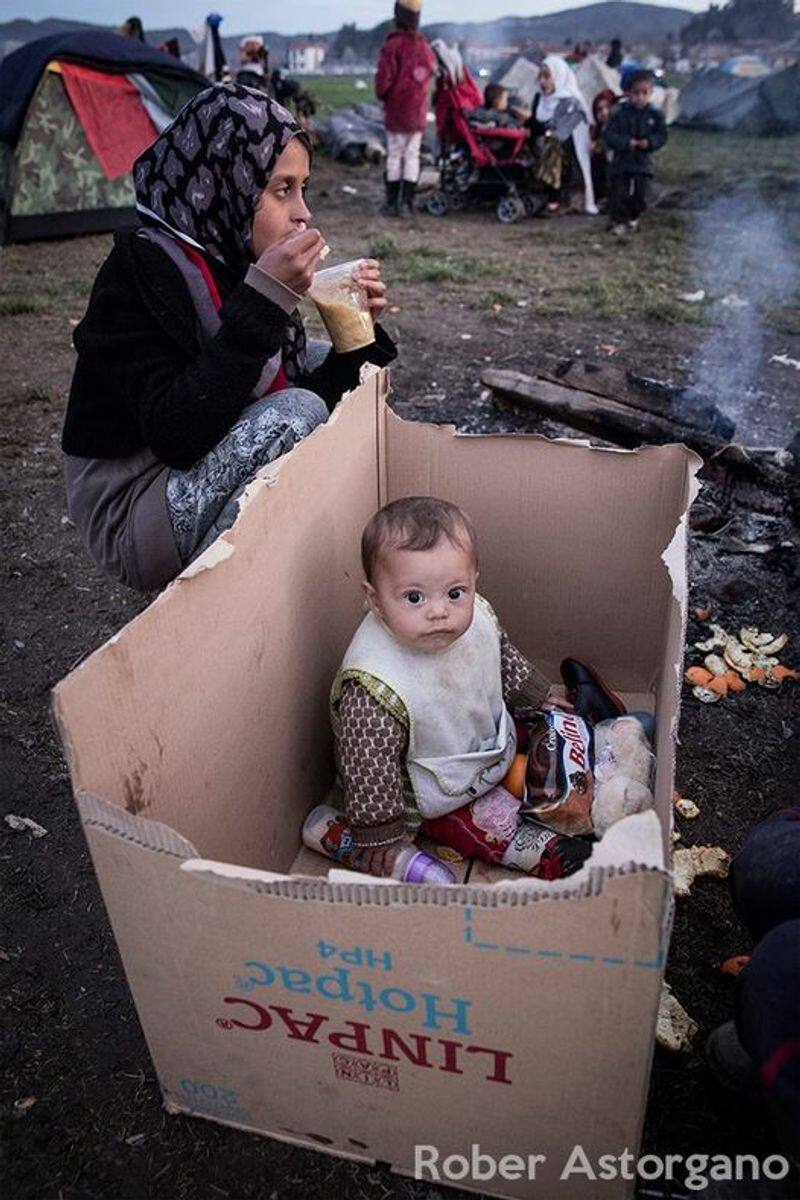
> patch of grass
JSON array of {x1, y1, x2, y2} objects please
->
[
  {"x1": 480, "y1": 288, "x2": 516, "y2": 309},
  {"x1": 389, "y1": 242, "x2": 493, "y2": 284},
  {"x1": 659, "y1": 128, "x2": 800, "y2": 195},
  {"x1": 641, "y1": 296, "x2": 709, "y2": 325},
  {"x1": 368, "y1": 233, "x2": 399, "y2": 259},
  {"x1": 303, "y1": 74, "x2": 373, "y2": 116},
  {"x1": 539, "y1": 239, "x2": 710, "y2": 324},
  {"x1": 767, "y1": 304, "x2": 800, "y2": 336},
  {"x1": 0, "y1": 297, "x2": 48, "y2": 317}
]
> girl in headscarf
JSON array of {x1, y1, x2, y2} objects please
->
[
  {"x1": 528, "y1": 54, "x2": 598, "y2": 215},
  {"x1": 62, "y1": 84, "x2": 395, "y2": 592},
  {"x1": 590, "y1": 88, "x2": 618, "y2": 208}
]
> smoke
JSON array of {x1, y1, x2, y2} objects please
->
[{"x1": 686, "y1": 183, "x2": 799, "y2": 444}]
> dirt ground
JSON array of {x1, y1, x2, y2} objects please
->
[{"x1": 2, "y1": 138, "x2": 800, "y2": 1199}]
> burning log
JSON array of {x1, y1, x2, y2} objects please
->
[
  {"x1": 481, "y1": 369, "x2": 731, "y2": 458},
  {"x1": 533, "y1": 355, "x2": 736, "y2": 441}
]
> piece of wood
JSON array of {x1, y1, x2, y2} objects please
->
[
  {"x1": 534, "y1": 354, "x2": 734, "y2": 439},
  {"x1": 481, "y1": 368, "x2": 729, "y2": 457},
  {"x1": 536, "y1": 354, "x2": 679, "y2": 417}
]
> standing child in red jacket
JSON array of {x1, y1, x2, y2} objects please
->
[{"x1": 375, "y1": 0, "x2": 435, "y2": 216}]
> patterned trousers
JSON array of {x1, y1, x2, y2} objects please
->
[{"x1": 166, "y1": 341, "x2": 330, "y2": 565}]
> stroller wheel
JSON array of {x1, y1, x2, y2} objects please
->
[
  {"x1": 426, "y1": 191, "x2": 449, "y2": 217},
  {"x1": 496, "y1": 195, "x2": 524, "y2": 224}
]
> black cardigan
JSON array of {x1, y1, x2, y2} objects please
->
[
  {"x1": 603, "y1": 101, "x2": 667, "y2": 176},
  {"x1": 62, "y1": 231, "x2": 397, "y2": 470}
]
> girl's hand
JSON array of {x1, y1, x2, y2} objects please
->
[
  {"x1": 256, "y1": 228, "x2": 326, "y2": 295},
  {"x1": 355, "y1": 258, "x2": 388, "y2": 318},
  {"x1": 351, "y1": 839, "x2": 408, "y2": 878}
]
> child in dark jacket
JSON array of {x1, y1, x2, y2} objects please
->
[{"x1": 603, "y1": 70, "x2": 667, "y2": 233}]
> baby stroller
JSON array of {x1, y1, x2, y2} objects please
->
[{"x1": 426, "y1": 47, "x2": 540, "y2": 223}]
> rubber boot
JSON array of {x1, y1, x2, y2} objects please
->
[
  {"x1": 560, "y1": 658, "x2": 627, "y2": 725},
  {"x1": 381, "y1": 178, "x2": 401, "y2": 217},
  {"x1": 400, "y1": 178, "x2": 417, "y2": 216}
]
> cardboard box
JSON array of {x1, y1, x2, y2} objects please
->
[{"x1": 53, "y1": 370, "x2": 698, "y2": 1199}]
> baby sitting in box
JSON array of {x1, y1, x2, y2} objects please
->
[{"x1": 330, "y1": 495, "x2": 564, "y2": 878}]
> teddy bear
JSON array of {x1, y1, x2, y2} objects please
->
[{"x1": 590, "y1": 714, "x2": 655, "y2": 837}]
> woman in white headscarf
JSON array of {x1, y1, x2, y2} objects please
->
[{"x1": 529, "y1": 54, "x2": 598, "y2": 215}]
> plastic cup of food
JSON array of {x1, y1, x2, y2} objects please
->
[{"x1": 307, "y1": 259, "x2": 374, "y2": 353}]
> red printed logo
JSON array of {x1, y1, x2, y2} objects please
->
[{"x1": 332, "y1": 1053, "x2": 400, "y2": 1090}]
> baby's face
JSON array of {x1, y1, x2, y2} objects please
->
[{"x1": 366, "y1": 538, "x2": 478, "y2": 653}]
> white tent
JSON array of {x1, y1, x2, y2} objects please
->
[{"x1": 574, "y1": 55, "x2": 620, "y2": 108}]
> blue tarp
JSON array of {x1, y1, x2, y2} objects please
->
[{"x1": 0, "y1": 30, "x2": 205, "y2": 148}]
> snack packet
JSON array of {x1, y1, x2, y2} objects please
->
[
  {"x1": 307, "y1": 259, "x2": 374, "y2": 352},
  {"x1": 520, "y1": 709, "x2": 595, "y2": 835}
]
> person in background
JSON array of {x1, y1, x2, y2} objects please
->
[
  {"x1": 119, "y1": 15, "x2": 145, "y2": 40},
  {"x1": 527, "y1": 55, "x2": 597, "y2": 215},
  {"x1": 590, "y1": 88, "x2": 617, "y2": 209},
  {"x1": 467, "y1": 82, "x2": 529, "y2": 161},
  {"x1": 61, "y1": 86, "x2": 395, "y2": 593},
  {"x1": 236, "y1": 35, "x2": 270, "y2": 94},
  {"x1": 375, "y1": 0, "x2": 435, "y2": 217},
  {"x1": 603, "y1": 68, "x2": 667, "y2": 235},
  {"x1": 468, "y1": 82, "x2": 527, "y2": 128},
  {"x1": 706, "y1": 809, "x2": 800, "y2": 1161},
  {"x1": 606, "y1": 37, "x2": 623, "y2": 69}
]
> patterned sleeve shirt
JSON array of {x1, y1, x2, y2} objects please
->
[{"x1": 333, "y1": 628, "x2": 551, "y2": 848}]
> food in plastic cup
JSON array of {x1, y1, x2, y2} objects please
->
[{"x1": 307, "y1": 259, "x2": 374, "y2": 353}]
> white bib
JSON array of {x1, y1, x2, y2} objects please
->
[{"x1": 338, "y1": 596, "x2": 516, "y2": 818}]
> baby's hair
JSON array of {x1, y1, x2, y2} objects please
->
[
  {"x1": 484, "y1": 82, "x2": 507, "y2": 108},
  {"x1": 361, "y1": 496, "x2": 478, "y2": 583}
]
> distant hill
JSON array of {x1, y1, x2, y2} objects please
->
[
  {"x1": 325, "y1": 3, "x2": 692, "y2": 63},
  {"x1": 0, "y1": 2, "x2": 692, "y2": 65},
  {"x1": 426, "y1": 2, "x2": 691, "y2": 45}
]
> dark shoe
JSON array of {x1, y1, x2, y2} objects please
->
[
  {"x1": 706, "y1": 1020, "x2": 759, "y2": 1095},
  {"x1": 400, "y1": 179, "x2": 417, "y2": 215},
  {"x1": 560, "y1": 658, "x2": 627, "y2": 725},
  {"x1": 381, "y1": 179, "x2": 401, "y2": 217}
]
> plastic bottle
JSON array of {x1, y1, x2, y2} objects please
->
[{"x1": 302, "y1": 805, "x2": 456, "y2": 884}]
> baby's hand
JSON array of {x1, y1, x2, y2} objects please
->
[
  {"x1": 355, "y1": 258, "x2": 388, "y2": 318},
  {"x1": 351, "y1": 838, "x2": 410, "y2": 878}
]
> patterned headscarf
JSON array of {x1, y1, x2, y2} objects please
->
[{"x1": 133, "y1": 83, "x2": 309, "y2": 275}]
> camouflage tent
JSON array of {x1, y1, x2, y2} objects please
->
[{"x1": 0, "y1": 32, "x2": 205, "y2": 243}]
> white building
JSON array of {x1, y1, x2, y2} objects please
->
[{"x1": 287, "y1": 40, "x2": 326, "y2": 73}]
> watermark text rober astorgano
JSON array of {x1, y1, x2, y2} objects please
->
[{"x1": 414, "y1": 1143, "x2": 791, "y2": 1191}]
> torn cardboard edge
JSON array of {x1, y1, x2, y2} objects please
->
[
  {"x1": 77, "y1": 791, "x2": 665, "y2": 906},
  {"x1": 53, "y1": 373, "x2": 693, "y2": 1198},
  {"x1": 54, "y1": 380, "x2": 697, "y2": 694}
]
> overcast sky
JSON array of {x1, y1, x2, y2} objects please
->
[{"x1": 12, "y1": 0, "x2": 714, "y2": 37}]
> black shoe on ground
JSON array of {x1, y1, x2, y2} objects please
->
[
  {"x1": 381, "y1": 179, "x2": 401, "y2": 217},
  {"x1": 400, "y1": 179, "x2": 417, "y2": 216},
  {"x1": 560, "y1": 658, "x2": 627, "y2": 725}
]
